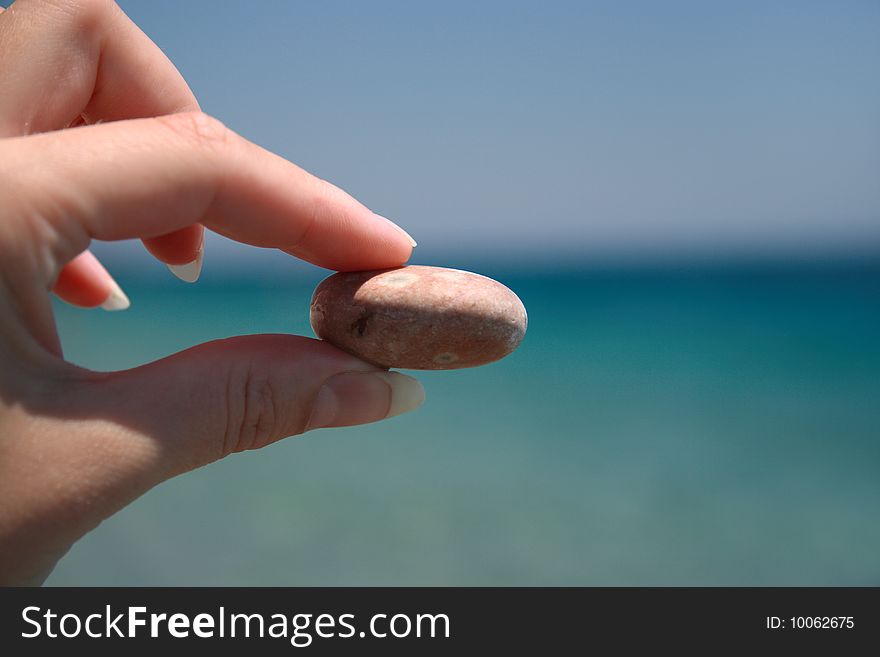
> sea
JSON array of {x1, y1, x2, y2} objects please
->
[{"x1": 45, "y1": 261, "x2": 880, "y2": 585}]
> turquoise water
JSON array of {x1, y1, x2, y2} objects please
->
[{"x1": 46, "y1": 263, "x2": 880, "y2": 585}]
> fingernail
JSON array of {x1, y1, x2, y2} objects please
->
[
  {"x1": 100, "y1": 278, "x2": 131, "y2": 312},
  {"x1": 167, "y1": 240, "x2": 204, "y2": 283},
  {"x1": 306, "y1": 370, "x2": 425, "y2": 431},
  {"x1": 373, "y1": 371, "x2": 427, "y2": 418},
  {"x1": 374, "y1": 213, "x2": 417, "y2": 248}
]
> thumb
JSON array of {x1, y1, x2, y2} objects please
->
[
  {"x1": 94, "y1": 335, "x2": 425, "y2": 479},
  {"x1": 0, "y1": 335, "x2": 424, "y2": 585}
]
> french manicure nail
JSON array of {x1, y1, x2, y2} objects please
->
[
  {"x1": 100, "y1": 278, "x2": 131, "y2": 312},
  {"x1": 374, "y1": 214, "x2": 417, "y2": 248},
  {"x1": 372, "y1": 371, "x2": 426, "y2": 418},
  {"x1": 167, "y1": 240, "x2": 204, "y2": 283},
  {"x1": 306, "y1": 370, "x2": 425, "y2": 431}
]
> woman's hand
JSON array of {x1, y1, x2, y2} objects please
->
[{"x1": 0, "y1": 0, "x2": 424, "y2": 586}]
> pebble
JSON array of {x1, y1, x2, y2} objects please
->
[{"x1": 309, "y1": 265, "x2": 527, "y2": 369}]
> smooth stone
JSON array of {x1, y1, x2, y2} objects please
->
[{"x1": 309, "y1": 265, "x2": 528, "y2": 370}]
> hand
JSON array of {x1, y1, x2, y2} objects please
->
[{"x1": 0, "y1": 0, "x2": 424, "y2": 586}]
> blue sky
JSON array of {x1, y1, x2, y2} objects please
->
[{"x1": 105, "y1": 1, "x2": 880, "y2": 268}]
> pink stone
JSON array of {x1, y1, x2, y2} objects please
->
[{"x1": 309, "y1": 266, "x2": 527, "y2": 370}]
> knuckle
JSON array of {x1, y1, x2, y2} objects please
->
[
  {"x1": 156, "y1": 111, "x2": 232, "y2": 152},
  {"x1": 223, "y1": 365, "x2": 281, "y2": 456},
  {"x1": 47, "y1": 0, "x2": 118, "y2": 33},
  {"x1": 73, "y1": 0, "x2": 117, "y2": 15}
]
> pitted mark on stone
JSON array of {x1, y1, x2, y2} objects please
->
[{"x1": 350, "y1": 312, "x2": 372, "y2": 337}]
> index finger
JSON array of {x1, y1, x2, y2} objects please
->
[{"x1": 2, "y1": 112, "x2": 415, "y2": 277}]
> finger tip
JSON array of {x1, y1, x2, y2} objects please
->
[
  {"x1": 167, "y1": 261, "x2": 201, "y2": 283},
  {"x1": 373, "y1": 213, "x2": 417, "y2": 250},
  {"x1": 166, "y1": 241, "x2": 204, "y2": 283},
  {"x1": 305, "y1": 370, "x2": 424, "y2": 431},
  {"x1": 374, "y1": 371, "x2": 426, "y2": 418},
  {"x1": 99, "y1": 281, "x2": 131, "y2": 311}
]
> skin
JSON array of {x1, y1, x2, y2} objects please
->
[{"x1": 0, "y1": 0, "x2": 423, "y2": 585}]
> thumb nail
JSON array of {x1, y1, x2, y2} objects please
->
[{"x1": 306, "y1": 371, "x2": 425, "y2": 431}]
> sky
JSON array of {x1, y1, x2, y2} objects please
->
[{"x1": 101, "y1": 1, "x2": 880, "y2": 269}]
